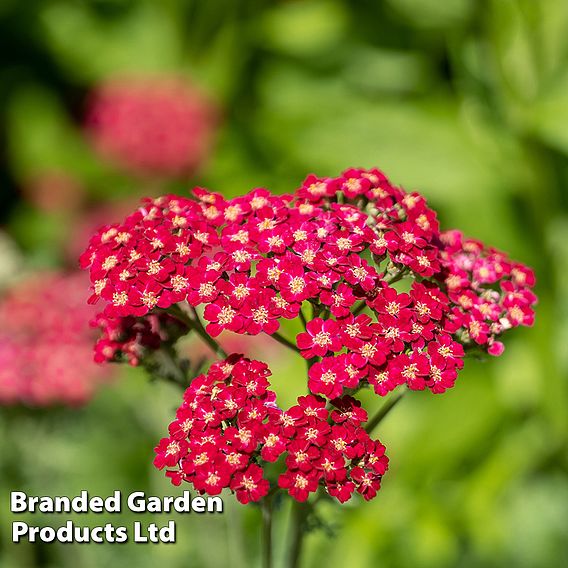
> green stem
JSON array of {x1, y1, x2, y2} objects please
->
[
  {"x1": 287, "y1": 500, "x2": 309, "y2": 568},
  {"x1": 156, "y1": 346, "x2": 188, "y2": 388},
  {"x1": 168, "y1": 305, "x2": 228, "y2": 359},
  {"x1": 353, "y1": 300, "x2": 367, "y2": 316},
  {"x1": 188, "y1": 305, "x2": 228, "y2": 359},
  {"x1": 261, "y1": 496, "x2": 273, "y2": 568},
  {"x1": 299, "y1": 307, "x2": 308, "y2": 330},
  {"x1": 266, "y1": 485, "x2": 281, "y2": 499},
  {"x1": 383, "y1": 269, "x2": 406, "y2": 285},
  {"x1": 365, "y1": 387, "x2": 407, "y2": 434},
  {"x1": 269, "y1": 331, "x2": 301, "y2": 354}
]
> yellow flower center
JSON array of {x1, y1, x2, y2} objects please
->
[{"x1": 313, "y1": 331, "x2": 331, "y2": 347}]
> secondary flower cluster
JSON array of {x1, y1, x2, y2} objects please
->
[
  {"x1": 0, "y1": 272, "x2": 113, "y2": 406},
  {"x1": 92, "y1": 312, "x2": 189, "y2": 366},
  {"x1": 154, "y1": 355, "x2": 388, "y2": 503},
  {"x1": 440, "y1": 230, "x2": 537, "y2": 356},
  {"x1": 86, "y1": 76, "x2": 217, "y2": 178},
  {"x1": 277, "y1": 393, "x2": 388, "y2": 503}
]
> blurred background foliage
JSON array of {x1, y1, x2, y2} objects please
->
[{"x1": 0, "y1": 0, "x2": 567, "y2": 567}]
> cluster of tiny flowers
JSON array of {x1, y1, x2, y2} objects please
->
[
  {"x1": 92, "y1": 312, "x2": 188, "y2": 366},
  {"x1": 86, "y1": 77, "x2": 217, "y2": 178},
  {"x1": 0, "y1": 273, "x2": 113, "y2": 406},
  {"x1": 439, "y1": 230, "x2": 537, "y2": 356},
  {"x1": 277, "y1": 393, "x2": 388, "y2": 503},
  {"x1": 299, "y1": 286, "x2": 466, "y2": 396},
  {"x1": 154, "y1": 355, "x2": 388, "y2": 503}
]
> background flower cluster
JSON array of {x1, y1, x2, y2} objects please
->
[{"x1": 0, "y1": 272, "x2": 112, "y2": 406}]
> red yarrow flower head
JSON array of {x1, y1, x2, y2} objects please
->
[
  {"x1": 82, "y1": 166, "x2": 536, "y2": 508},
  {"x1": 154, "y1": 355, "x2": 390, "y2": 505}
]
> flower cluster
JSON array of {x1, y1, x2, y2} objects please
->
[
  {"x1": 92, "y1": 312, "x2": 188, "y2": 366},
  {"x1": 299, "y1": 285, "x2": 466, "y2": 396},
  {"x1": 154, "y1": 355, "x2": 388, "y2": 503},
  {"x1": 80, "y1": 193, "x2": 211, "y2": 317},
  {"x1": 154, "y1": 355, "x2": 274, "y2": 503},
  {"x1": 439, "y1": 230, "x2": 537, "y2": 356},
  {"x1": 277, "y1": 393, "x2": 388, "y2": 503},
  {"x1": 86, "y1": 76, "x2": 217, "y2": 178},
  {"x1": 0, "y1": 272, "x2": 113, "y2": 406}
]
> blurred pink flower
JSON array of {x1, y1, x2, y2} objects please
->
[
  {"x1": 86, "y1": 76, "x2": 218, "y2": 178},
  {"x1": 0, "y1": 272, "x2": 113, "y2": 406}
]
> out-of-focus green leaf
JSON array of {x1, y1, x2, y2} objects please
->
[
  {"x1": 257, "y1": 66, "x2": 503, "y2": 201},
  {"x1": 546, "y1": 219, "x2": 568, "y2": 374},
  {"x1": 8, "y1": 206, "x2": 69, "y2": 264},
  {"x1": 386, "y1": 0, "x2": 474, "y2": 30},
  {"x1": 525, "y1": 70, "x2": 568, "y2": 154},
  {"x1": 260, "y1": 0, "x2": 347, "y2": 57},
  {"x1": 535, "y1": 0, "x2": 568, "y2": 79},
  {"x1": 7, "y1": 85, "x2": 94, "y2": 179},
  {"x1": 0, "y1": 232, "x2": 23, "y2": 289},
  {"x1": 40, "y1": 1, "x2": 182, "y2": 81},
  {"x1": 488, "y1": 0, "x2": 539, "y2": 105},
  {"x1": 344, "y1": 47, "x2": 434, "y2": 95},
  {"x1": 499, "y1": 476, "x2": 568, "y2": 568}
]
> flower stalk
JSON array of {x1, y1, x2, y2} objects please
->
[
  {"x1": 168, "y1": 304, "x2": 228, "y2": 359},
  {"x1": 269, "y1": 331, "x2": 301, "y2": 354},
  {"x1": 261, "y1": 496, "x2": 274, "y2": 568},
  {"x1": 366, "y1": 386, "x2": 407, "y2": 434},
  {"x1": 187, "y1": 305, "x2": 228, "y2": 359},
  {"x1": 287, "y1": 500, "x2": 309, "y2": 568}
]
